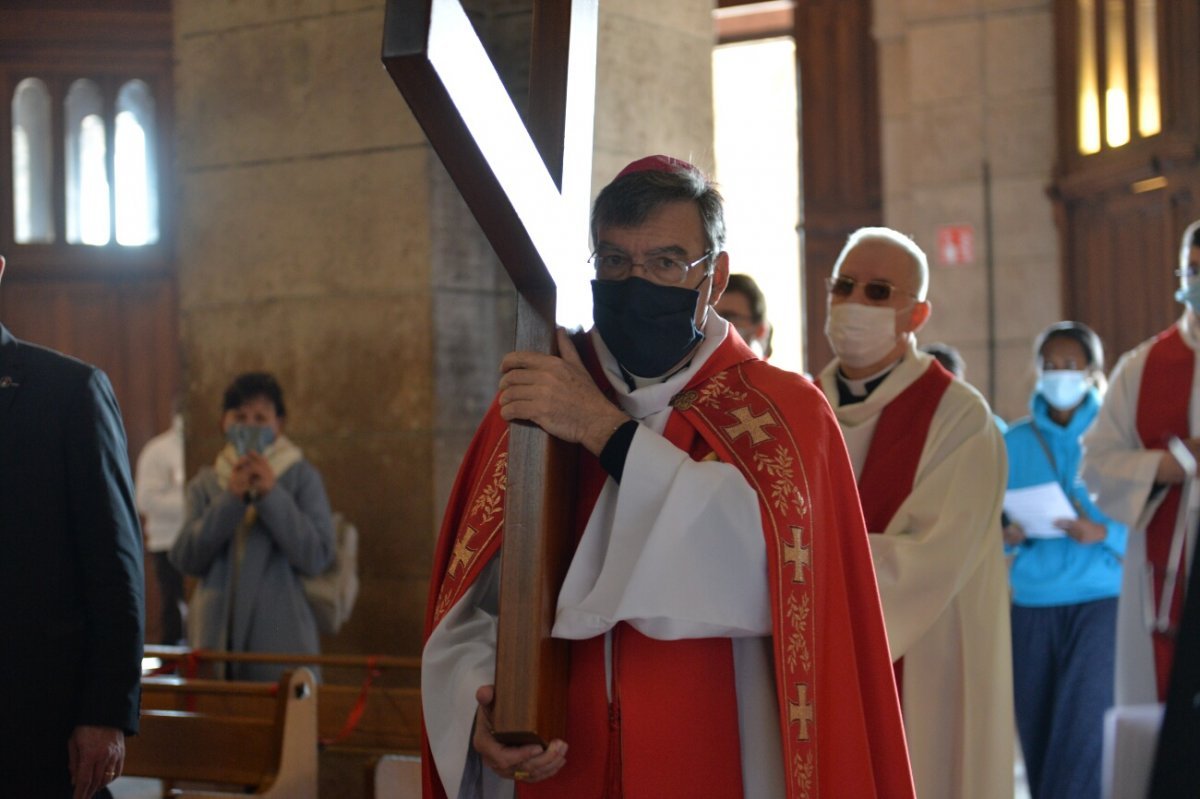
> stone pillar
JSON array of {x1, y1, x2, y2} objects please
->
[
  {"x1": 875, "y1": 0, "x2": 1059, "y2": 421},
  {"x1": 593, "y1": 0, "x2": 717, "y2": 185},
  {"x1": 173, "y1": 0, "x2": 715, "y2": 662}
]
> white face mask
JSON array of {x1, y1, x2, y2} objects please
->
[
  {"x1": 825, "y1": 302, "x2": 901, "y2": 369},
  {"x1": 1037, "y1": 369, "x2": 1090, "y2": 411}
]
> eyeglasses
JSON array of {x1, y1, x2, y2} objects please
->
[
  {"x1": 590, "y1": 250, "x2": 712, "y2": 285},
  {"x1": 825, "y1": 275, "x2": 916, "y2": 302}
]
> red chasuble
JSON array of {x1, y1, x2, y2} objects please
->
[
  {"x1": 854, "y1": 362, "x2": 953, "y2": 690},
  {"x1": 421, "y1": 333, "x2": 915, "y2": 799},
  {"x1": 1136, "y1": 324, "x2": 1195, "y2": 700}
]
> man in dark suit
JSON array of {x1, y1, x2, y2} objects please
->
[{"x1": 0, "y1": 254, "x2": 145, "y2": 798}]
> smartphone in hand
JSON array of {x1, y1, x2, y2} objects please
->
[{"x1": 228, "y1": 424, "x2": 269, "y2": 457}]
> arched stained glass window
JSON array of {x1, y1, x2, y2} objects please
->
[
  {"x1": 12, "y1": 78, "x2": 54, "y2": 243},
  {"x1": 65, "y1": 79, "x2": 110, "y2": 245},
  {"x1": 115, "y1": 80, "x2": 158, "y2": 246}
]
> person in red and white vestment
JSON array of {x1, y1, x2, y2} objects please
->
[
  {"x1": 1082, "y1": 219, "x2": 1200, "y2": 707},
  {"x1": 419, "y1": 157, "x2": 916, "y2": 799},
  {"x1": 815, "y1": 227, "x2": 1014, "y2": 799}
]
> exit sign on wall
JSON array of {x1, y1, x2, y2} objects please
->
[{"x1": 936, "y1": 224, "x2": 975, "y2": 266}]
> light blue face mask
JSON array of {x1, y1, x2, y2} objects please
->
[
  {"x1": 1174, "y1": 282, "x2": 1200, "y2": 311},
  {"x1": 226, "y1": 423, "x2": 276, "y2": 457},
  {"x1": 1037, "y1": 370, "x2": 1090, "y2": 411}
]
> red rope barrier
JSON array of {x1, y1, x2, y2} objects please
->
[
  {"x1": 320, "y1": 655, "x2": 382, "y2": 748},
  {"x1": 182, "y1": 650, "x2": 203, "y2": 711}
]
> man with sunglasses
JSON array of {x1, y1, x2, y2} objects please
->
[
  {"x1": 420, "y1": 158, "x2": 915, "y2": 798},
  {"x1": 815, "y1": 228, "x2": 1013, "y2": 799}
]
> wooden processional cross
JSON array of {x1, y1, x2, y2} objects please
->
[{"x1": 382, "y1": 0, "x2": 598, "y2": 746}]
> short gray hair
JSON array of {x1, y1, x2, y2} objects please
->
[
  {"x1": 833, "y1": 227, "x2": 929, "y2": 301},
  {"x1": 591, "y1": 164, "x2": 726, "y2": 259}
]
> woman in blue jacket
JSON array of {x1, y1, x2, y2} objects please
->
[{"x1": 1004, "y1": 321, "x2": 1126, "y2": 799}]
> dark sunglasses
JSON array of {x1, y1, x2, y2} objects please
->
[{"x1": 825, "y1": 275, "x2": 915, "y2": 302}]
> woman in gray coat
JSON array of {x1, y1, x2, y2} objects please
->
[{"x1": 171, "y1": 372, "x2": 335, "y2": 682}]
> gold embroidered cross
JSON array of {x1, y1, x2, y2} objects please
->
[
  {"x1": 783, "y1": 525, "x2": 810, "y2": 583},
  {"x1": 448, "y1": 527, "x2": 478, "y2": 578},
  {"x1": 789, "y1": 682, "x2": 814, "y2": 741},
  {"x1": 722, "y1": 406, "x2": 777, "y2": 445}
]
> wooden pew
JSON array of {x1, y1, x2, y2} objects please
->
[
  {"x1": 127, "y1": 668, "x2": 318, "y2": 798},
  {"x1": 143, "y1": 647, "x2": 424, "y2": 796}
]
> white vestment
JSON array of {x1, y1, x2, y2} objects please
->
[
  {"x1": 1080, "y1": 312, "x2": 1200, "y2": 705},
  {"x1": 135, "y1": 413, "x2": 186, "y2": 553},
  {"x1": 817, "y1": 342, "x2": 1014, "y2": 799},
  {"x1": 422, "y1": 315, "x2": 787, "y2": 799}
]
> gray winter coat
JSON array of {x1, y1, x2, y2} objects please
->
[{"x1": 170, "y1": 460, "x2": 335, "y2": 682}]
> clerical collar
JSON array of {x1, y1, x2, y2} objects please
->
[
  {"x1": 836, "y1": 360, "x2": 901, "y2": 405},
  {"x1": 619, "y1": 358, "x2": 694, "y2": 392}
]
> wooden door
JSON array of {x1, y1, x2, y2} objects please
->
[{"x1": 794, "y1": 0, "x2": 882, "y2": 373}]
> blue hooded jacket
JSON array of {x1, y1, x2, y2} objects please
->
[{"x1": 1003, "y1": 388, "x2": 1125, "y2": 606}]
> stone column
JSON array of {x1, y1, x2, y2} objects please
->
[{"x1": 875, "y1": 0, "x2": 1059, "y2": 420}]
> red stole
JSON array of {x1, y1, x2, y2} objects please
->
[
  {"x1": 422, "y1": 334, "x2": 915, "y2": 799},
  {"x1": 1136, "y1": 324, "x2": 1195, "y2": 700},
  {"x1": 824, "y1": 361, "x2": 953, "y2": 694}
]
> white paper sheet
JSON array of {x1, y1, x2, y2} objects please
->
[{"x1": 1003, "y1": 482, "x2": 1077, "y2": 539}]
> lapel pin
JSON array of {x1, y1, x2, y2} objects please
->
[{"x1": 0, "y1": 376, "x2": 18, "y2": 388}]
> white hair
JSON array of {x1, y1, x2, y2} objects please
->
[
  {"x1": 833, "y1": 226, "x2": 929, "y2": 301},
  {"x1": 1180, "y1": 219, "x2": 1200, "y2": 268}
]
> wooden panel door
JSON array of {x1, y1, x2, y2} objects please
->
[
  {"x1": 794, "y1": 0, "x2": 882, "y2": 373},
  {"x1": 1061, "y1": 175, "x2": 1200, "y2": 361}
]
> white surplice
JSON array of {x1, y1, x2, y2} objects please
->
[
  {"x1": 817, "y1": 341, "x2": 1014, "y2": 799},
  {"x1": 1080, "y1": 312, "x2": 1200, "y2": 705},
  {"x1": 421, "y1": 314, "x2": 786, "y2": 799}
]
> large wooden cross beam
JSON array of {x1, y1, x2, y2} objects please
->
[{"x1": 382, "y1": 0, "x2": 598, "y2": 746}]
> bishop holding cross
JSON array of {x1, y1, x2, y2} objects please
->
[{"x1": 420, "y1": 156, "x2": 916, "y2": 799}]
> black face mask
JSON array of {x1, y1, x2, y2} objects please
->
[{"x1": 592, "y1": 277, "x2": 706, "y2": 378}]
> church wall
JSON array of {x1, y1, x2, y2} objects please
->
[
  {"x1": 173, "y1": 0, "x2": 715, "y2": 672},
  {"x1": 174, "y1": 1, "x2": 438, "y2": 660},
  {"x1": 875, "y1": 0, "x2": 1060, "y2": 422}
]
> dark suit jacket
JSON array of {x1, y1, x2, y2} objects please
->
[{"x1": 0, "y1": 323, "x2": 144, "y2": 778}]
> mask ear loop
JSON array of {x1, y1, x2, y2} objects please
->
[
  {"x1": 696, "y1": 264, "x2": 719, "y2": 330},
  {"x1": 894, "y1": 300, "x2": 921, "y2": 340}
]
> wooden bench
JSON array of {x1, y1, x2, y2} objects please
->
[
  {"x1": 126, "y1": 668, "x2": 318, "y2": 798},
  {"x1": 143, "y1": 647, "x2": 424, "y2": 796}
]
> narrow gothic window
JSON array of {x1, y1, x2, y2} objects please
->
[
  {"x1": 64, "y1": 79, "x2": 110, "y2": 245},
  {"x1": 115, "y1": 80, "x2": 158, "y2": 246},
  {"x1": 11, "y1": 78, "x2": 54, "y2": 243},
  {"x1": 1134, "y1": 0, "x2": 1160, "y2": 137},
  {"x1": 1075, "y1": 0, "x2": 1161, "y2": 155}
]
